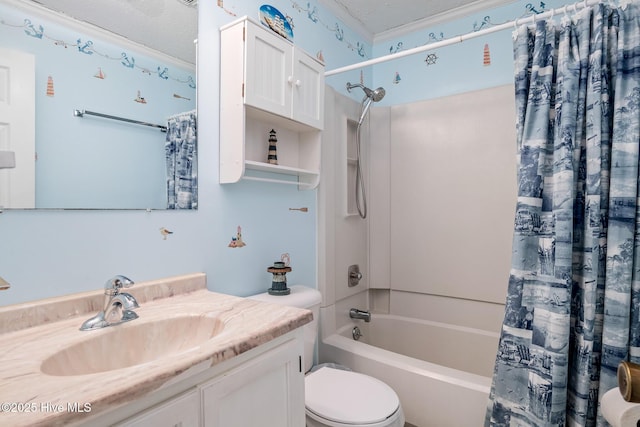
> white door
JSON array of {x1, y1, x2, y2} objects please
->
[
  {"x1": 292, "y1": 49, "x2": 324, "y2": 130},
  {"x1": 244, "y1": 21, "x2": 292, "y2": 118},
  {"x1": 0, "y1": 47, "x2": 35, "y2": 209}
]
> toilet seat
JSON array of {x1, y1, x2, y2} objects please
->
[{"x1": 305, "y1": 367, "x2": 400, "y2": 425}]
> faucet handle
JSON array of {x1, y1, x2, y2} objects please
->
[{"x1": 104, "y1": 275, "x2": 134, "y2": 294}]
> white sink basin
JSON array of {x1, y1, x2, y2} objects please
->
[{"x1": 40, "y1": 314, "x2": 224, "y2": 376}]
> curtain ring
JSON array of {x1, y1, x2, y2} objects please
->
[{"x1": 561, "y1": 4, "x2": 570, "y2": 25}]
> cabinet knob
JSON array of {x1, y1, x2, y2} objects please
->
[{"x1": 287, "y1": 77, "x2": 302, "y2": 87}]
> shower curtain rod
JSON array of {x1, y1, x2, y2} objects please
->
[
  {"x1": 325, "y1": 0, "x2": 603, "y2": 76},
  {"x1": 73, "y1": 109, "x2": 168, "y2": 132}
]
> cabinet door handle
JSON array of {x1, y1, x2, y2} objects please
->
[{"x1": 287, "y1": 76, "x2": 302, "y2": 87}]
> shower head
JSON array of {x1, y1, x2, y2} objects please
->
[
  {"x1": 347, "y1": 82, "x2": 386, "y2": 125},
  {"x1": 363, "y1": 86, "x2": 386, "y2": 102},
  {"x1": 346, "y1": 82, "x2": 386, "y2": 103}
]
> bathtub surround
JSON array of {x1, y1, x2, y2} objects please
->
[
  {"x1": 486, "y1": 4, "x2": 640, "y2": 426},
  {"x1": 318, "y1": 80, "x2": 517, "y2": 425},
  {"x1": 321, "y1": 84, "x2": 516, "y2": 323}
]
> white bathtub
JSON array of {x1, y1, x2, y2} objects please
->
[{"x1": 318, "y1": 314, "x2": 500, "y2": 426}]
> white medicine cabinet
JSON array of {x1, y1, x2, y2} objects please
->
[{"x1": 219, "y1": 16, "x2": 324, "y2": 189}]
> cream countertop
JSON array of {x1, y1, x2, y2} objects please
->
[{"x1": 0, "y1": 273, "x2": 312, "y2": 426}]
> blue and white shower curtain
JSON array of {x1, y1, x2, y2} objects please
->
[
  {"x1": 486, "y1": 3, "x2": 640, "y2": 426},
  {"x1": 165, "y1": 110, "x2": 197, "y2": 209}
]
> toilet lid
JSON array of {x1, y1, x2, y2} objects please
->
[{"x1": 305, "y1": 367, "x2": 399, "y2": 424}]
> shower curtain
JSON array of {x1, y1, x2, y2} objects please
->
[
  {"x1": 486, "y1": 3, "x2": 640, "y2": 426},
  {"x1": 165, "y1": 110, "x2": 197, "y2": 209}
]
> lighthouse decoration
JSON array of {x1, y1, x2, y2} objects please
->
[
  {"x1": 483, "y1": 43, "x2": 491, "y2": 66},
  {"x1": 267, "y1": 129, "x2": 278, "y2": 165},
  {"x1": 46, "y1": 76, "x2": 54, "y2": 97},
  {"x1": 267, "y1": 253, "x2": 292, "y2": 295}
]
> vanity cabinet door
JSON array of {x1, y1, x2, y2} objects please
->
[
  {"x1": 200, "y1": 337, "x2": 305, "y2": 427},
  {"x1": 114, "y1": 389, "x2": 199, "y2": 427}
]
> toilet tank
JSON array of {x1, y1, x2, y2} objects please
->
[{"x1": 248, "y1": 285, "x2": 321, "y2": 372}]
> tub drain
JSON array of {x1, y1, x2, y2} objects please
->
[{"x1": 352, "y1": 326, "x2": 363, "y2": 341}]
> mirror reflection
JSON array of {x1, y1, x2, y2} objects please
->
[{"x1": 0, "y1": 1, "x2": 197, "y2": 210}]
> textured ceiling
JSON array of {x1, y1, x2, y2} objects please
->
[{"x1": 28, "y1": 0, "x2": 515, "y2": 65}]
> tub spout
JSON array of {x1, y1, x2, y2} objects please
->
[{"x1": 350, "y1": 308, "x2": 371, "y2": 323}]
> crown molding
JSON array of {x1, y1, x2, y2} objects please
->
[
  {"x1": 4, "y1": 0, "x2": 195, "y2": 69},
  {"x1": 374, "y1": 0, "x2": 515, "y2": 43}
]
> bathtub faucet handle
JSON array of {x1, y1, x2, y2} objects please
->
[
  {"x1": 349, "y1": 308, "x2": 371, "y2": 323},
  {"x1": 348, "y1": 264, "x2": 363, "y2": 287}
]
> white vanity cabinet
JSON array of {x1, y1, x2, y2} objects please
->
[
  {"x1": 200, "y1": 335, "x2": 304, "y2": 426},
  {"x1": 107, "y1": 331, "x2": 304, "y2": 427},
  {"x1": 114, "y1": 390, "x2": 200, "y2": 427},
  {"x1": 220, "y1": 16, "x2": 324, "y2": 189}
]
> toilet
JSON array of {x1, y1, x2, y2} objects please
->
[{"x1": 249, "y1": 285, "x2": 405, "y2": 427}]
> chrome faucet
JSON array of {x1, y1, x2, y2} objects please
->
[
  {"x1": 80, "y1": 275, "x2": 139, "y2": 331},
  {"x1": 349, "y1": 308, "x2": 371, "y2": 323}
]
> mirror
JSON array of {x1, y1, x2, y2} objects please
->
[{"x1": 0, "y1": 0, "x2": 197, "y2": 210}]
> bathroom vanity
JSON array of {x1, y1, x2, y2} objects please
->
[{"x1": 0, "y1": 273, "x2": 311, "y2": 426}]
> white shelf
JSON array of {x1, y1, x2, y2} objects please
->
[
  {"x1": 245, "y1": 160, "x2": 316, "y2": 176},
  {"x1": 244, "y1": 161, "x2": 319, "y2": 189}
]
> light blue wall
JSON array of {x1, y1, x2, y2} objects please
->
[
  {"x1": 0, "y1": 0, "x2": 370, "y2": 305},
  {"x1": 371, "y1": 0, "x2": 583, "y2": 105},
  {"x1": 0, "y1": 0, "x2": 583, "y2": 306},
  {"x1": 0, "y1": 3, "x2": 196, "y2": 209}
]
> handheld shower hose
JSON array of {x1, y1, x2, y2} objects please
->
[{"x1": 346, "y1": 82, "x2": 386, "y2": 219}]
